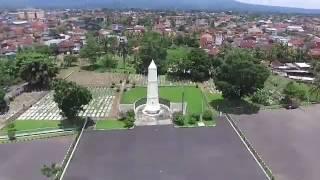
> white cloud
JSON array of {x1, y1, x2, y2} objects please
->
[{"x1": 236, "y1": 0, "x2": 320, "y2": 9}]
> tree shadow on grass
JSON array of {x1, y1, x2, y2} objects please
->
[
  {"x1": 210, "y1": 99, "x2": 260, "y2": 115},
  {"x1": 58, "y1": 117, "x2": 96, "y2": 130},
  {"x1": 80, "y1": 64, "x2": 100, "y2": 71}
]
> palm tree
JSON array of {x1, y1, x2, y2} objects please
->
[
  {"x1": 119, "y1": 41, "x2": 128, "y2": 69},
  {"x1": 41, "y1": 163, "x2": 61, "y2": 180}
]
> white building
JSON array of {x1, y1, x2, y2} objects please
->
[{"x1": 287, "y1": 26, "x2": 304, "y2": 32}]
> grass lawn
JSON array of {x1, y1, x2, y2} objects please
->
[
  {"x1": 0, "y1": 120, "x2": 74, "y2": 135},
  {"x1": 122, "y1": 86, "x2": 208, "y2": 114},
  {"x1": 166, "y1": 47, "x2": 190, "y2": 61},
  {"x1": 95, "y1": 120, "x2": 125, "y2": 130},
  {"x1": 261, "y1": 74, "x2": 320, "y2": 105}
]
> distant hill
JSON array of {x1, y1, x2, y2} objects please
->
[{"x1": 0, "y1": 0, "x2": 320, "y2": 14}]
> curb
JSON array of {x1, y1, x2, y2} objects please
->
[
  {"x1": 225, "y1": 114, "x2": 275, "y2": 180},
  {"x1": 0, "y1": 131, "x2": 75, "y2": 144}
]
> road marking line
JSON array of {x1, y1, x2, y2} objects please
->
[{"x1": 225, "y1": 115, "x2": 271, "y2": 180}]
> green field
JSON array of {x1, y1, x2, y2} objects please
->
[
  {"x1": 122, "y1": 86, "x2": 210, "y2": 114},
  {"x1": 166, "y1": 47, "x2": 190, "y2": 62},
  {"x1": 262, "y1": 74, "x2": 320, "y2": 105},
  {"x1": 95, "y1": 120, "x2": 125, "y2": 130},
  {"x1": 0, "y1": 120, "x2": 72, "y2": 135}
]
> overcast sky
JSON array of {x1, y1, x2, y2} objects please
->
[{"x1": 236, "y1": 0, "x2": 320, "y2": 9}]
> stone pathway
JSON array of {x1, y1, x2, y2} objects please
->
[
  {"x1": 203, "y1": 79, "x2": 221, "y2": 94},
  {"x1": 17, "y1": 88, "x2": 115, "y2": 120}
]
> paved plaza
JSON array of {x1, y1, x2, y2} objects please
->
[
  {"x1": 232, "y1": 105, "x2": 320, "y2": 180},
  {"x1": 0, "y1": 136, "x2": 74, "y2": 180},
  {"x1": 18, "y1": 87, "x2": 115, "y2": 120},
  {"x1": 63, "y1": 118, "x2": 267, "y2": 180}
]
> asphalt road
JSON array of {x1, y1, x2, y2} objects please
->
[
  {"x1": 63, "y1": 118, "x2": 267, "y2": 180},
  {"x1": 0, "y1": 136, "x2": 74, "y2": 180},
  {"x1": 232, "y1": 105, "x2": 320, "y2": 180}
]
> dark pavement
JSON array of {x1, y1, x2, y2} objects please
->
[
  {"x1": 64, "y1": 118, "x2": 267, "y2": 180},
  {"x1": 232, "y1": 105, "x2": 320, "y2": 180},
  {"x1": 0, "y1": 136, "x2": 74, "y2": 180}
]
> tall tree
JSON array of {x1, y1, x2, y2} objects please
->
[
  {"x1": 63, "y1": 55, "x2": 77, "y2": 67},
  {"x1": 215, "y1": 49, "x2": 270, "y2": 99},
  {"x1": 19, "y1": 59, "x2": 58, "y2": 89},
  {"x1": 80, "y1": 33, "x2": 100, "y2": 64},
  {"x1": 136, "y1": 41, "x2": 167, "y2": 74},
  {"x1": 119, "y1": 41, "x2": 128, "y2": 69},
  {"x1": 53, "y1": 80, "x2": 92, "y2": 122},
  {"x1": 187, "y1": 48, "x2": 211, "y2": 81},
  {"x1": 0, "y1": 89, "x2": 7, "y2": 114}
]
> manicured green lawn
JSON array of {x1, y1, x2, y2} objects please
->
[
  {"x1": 122, "y1": 87, "x2": 147, "y2": 104},
  {"x1": 95, "y1": 120, "x2": 125, "y2": 130},
  {"x1": 0, "y1": 120, "x2": 71, "y2": 135},
  {"x1": 122, "y1": 86, "x2": 208, "y2": 114}
]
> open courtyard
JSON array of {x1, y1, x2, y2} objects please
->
[
  {"x1": 0, "y1": 136, "x2": 74, "y2": 180},
  {"x1": 122, "y1": 86, "x2": 215, "y2": 115},
  {"x1": 62, "y1": 117, "x2": 268, "y2": 180},
  {"x1": 231, "y1": 104, "x2": 320, "y2": 180}
]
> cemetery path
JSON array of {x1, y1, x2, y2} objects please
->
[{"x1": 109, "y1": 82, "x2": 125, "y2": 118}]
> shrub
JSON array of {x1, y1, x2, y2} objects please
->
[
  {"x1": 132, "y1": 84, "x2": 136, "y2": 88},
  {"x1": 123, "y1": 88, "x2": 127, "y2": 92},
  {"x1": 120, "y1": 80, "x2": 123, "y2": 83},
  {"x1": 196, "y1": 84, "x2": 199, "y2": 88},
  {"x1": 124, "y1": 118, "x2": 134, "y2": 129},
  {"x1": 117, "y1": 110, "x2": 136, "y2": 128},
  {"x1": 251, "y1": 89, "x2": 273, "y2": 106},
  {"x1": 97, "y1": 54, "x2": 117, "y2": 69},
  {"x1": 116, "y1": 88, "x2": 120, "y2": 92},
  {"x1": 173, "y1": 112, "x2": 185, "y2": 126},
  {"x1": 202, "y1": 110, "x2": 213, "y2": 121},
  {"x1": 283, "y1": 82, "x2": 307, "y2": 101},
  {"x1": 112, "y1": 82, "x2": 115, "y2": 86},
  {"x1": 126, "y1": 110, "x2": 135, "y2": 118},
  {"x1": 282, "y1": 96, "x2": 300, "y2": 109},
  {"x1": 188, "y1": 116, "x2": 197, "y2": 125},
  {"x1": 191, "y1": 113, "x2": 200, "y2": 121},
  {"x1": 7, "y1": 123, "x2": 16, "y2": 140},
  {"x1": 126, "y1": 79, "x2": 130, "y2": 84}
]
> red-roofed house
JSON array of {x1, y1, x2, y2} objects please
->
[
  {"x1": 32, "y1": 21, "x2": 46, "y2": 33},
  {"x1": 240, "y1": 40, "x2": 256, "y2": 49},
  {"x1": 58, "y1": 40, "x2": 75, "y2": 54},
  {"x1": 17, "y1": 36, "x2": 34, "y2": 48},
  {"x1": 289, "y1": 38, "x2": 304, "y2": 49},
  {"x1": 200, "y1": 33, "x2": 214, "y2": 49},
  {"x1": 309, "y1": 48, "x2": 320, "y2": 59},
  {"x1": 208, "y1": 47, "x2": 220, "y2": 56}
]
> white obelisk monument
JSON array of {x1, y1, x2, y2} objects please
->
[{"x1": 143, "y1": 60, "x2": 161, "y2": 114}]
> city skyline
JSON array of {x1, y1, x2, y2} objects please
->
[{"x1": 236, "y1": 0, "x2": 320, "y2": 9}]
